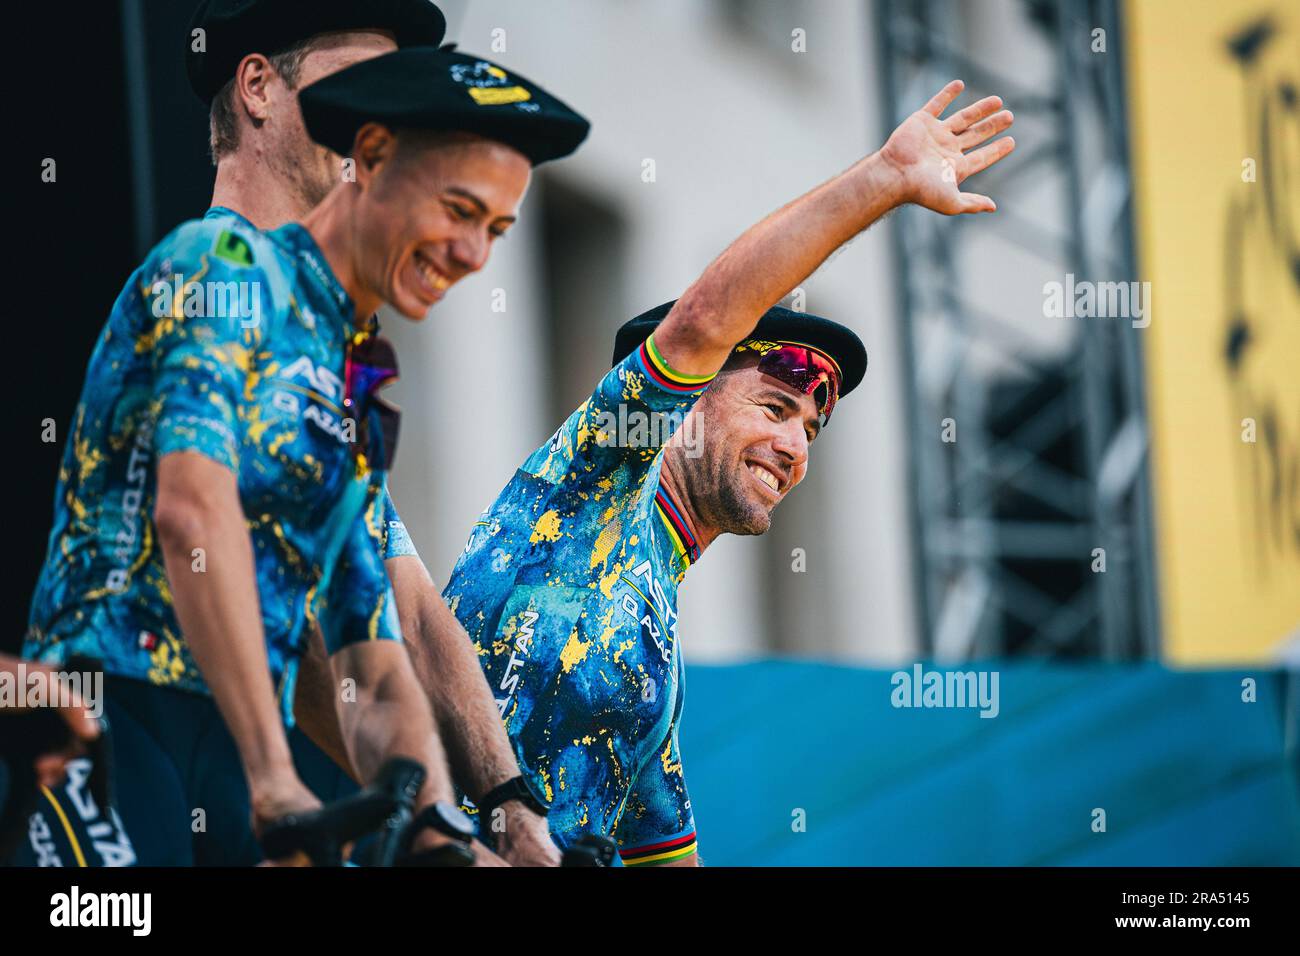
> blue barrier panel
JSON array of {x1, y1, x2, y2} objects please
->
[{"x1": 678, "y1": 661, "x2": 1300, "y2": 865}]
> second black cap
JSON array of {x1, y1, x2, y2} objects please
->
[{"x1": 299, "y1": 47, "x2": 591, "y2": 166}]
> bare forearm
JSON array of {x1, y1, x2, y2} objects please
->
[
  {"x1": 292, "y1": 624, "x2": 360, "y2": 782},
  {"x1": 387, "y1": 556, "x2": 520, "y2": 798},
  {"x1": 156, "y1": 455, "x2": 292, "y2": 783},
  {"x1": 292, "y1": 558, "x2": 521, "y2": 802},
  {"x1": 691, "y1": 153, "x2": 903, "y2": 327},
  {"x1": 387, "y1": 555, "x2": 560, "y2": 865},
  {"x1": 658, "y1": 152, "x2": 906, "y2": 373},
  {"x1": 426, "y1": 614, "x2": 521, "y2": 798},
  {"x1": 333, "y1": 646, "x2": 455, "y2": 806}
]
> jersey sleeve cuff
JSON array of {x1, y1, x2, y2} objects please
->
[
  {"x1": 382, "y1": 517, "x2": 419, "y2": 560},
  {"x1": 154, "y1": 417, "x2": 240, "y2": 472},
  {"x1": 638, "y1": 334, "x2": 715, "y2": 394},
  {"x1": 618, "y1": 828, "x2": 697, "y2": 866}
]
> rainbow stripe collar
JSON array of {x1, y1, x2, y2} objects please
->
[{"x1": 655, "y1": 482, "x2": 699, "y2": 570}]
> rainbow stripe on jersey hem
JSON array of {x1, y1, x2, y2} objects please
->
[{"x1": 620, "y1": 830, "x2": 698, "y2": 866}]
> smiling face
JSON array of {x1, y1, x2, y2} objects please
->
[
  {"x1": 349, "y1": 129, "x2": 532, "y2": 319},
  {"x1": 667, "y1": 356, "x2": 822, "y2": 537}
]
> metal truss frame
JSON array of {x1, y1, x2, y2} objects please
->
[{"x1": 876, "y1": 0, "x2": 1161, "y2": 659}]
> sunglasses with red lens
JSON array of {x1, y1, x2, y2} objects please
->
[
  {"x1": 342, "y1": 332, "x2": 401, "y2": 471},
  {"x1": 744, "y1": 340, "x2": 842, "y2": 427}
]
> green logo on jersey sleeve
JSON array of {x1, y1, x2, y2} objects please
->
[{"x1": 214, "y1": 230, "x2": 254, "y2": 267}]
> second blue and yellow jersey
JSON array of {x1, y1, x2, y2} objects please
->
[
  {"x1": 24, "y1": 208, "x2": 402, "y2": 723},
  {"x1": 444, "y1": 336, "x2": 712, "y2": 865},
  {"x1": 206, "y1": 208, "x2": 421, "y2": 568}
]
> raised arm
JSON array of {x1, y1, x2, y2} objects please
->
[{"x1": 654, "y1": 79, "x2": 1014, "y2": 376}]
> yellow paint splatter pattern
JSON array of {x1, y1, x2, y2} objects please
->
[
  {"x1": 24, "y1": 209, "x2": 403, "y2": 726},
  {"x1": 443, "y1": 336, "x2": 711, "y2": 857}
]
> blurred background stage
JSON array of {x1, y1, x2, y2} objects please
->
[{"x1": 11, "y1": 0, "x2": 1299, "y2": 863}]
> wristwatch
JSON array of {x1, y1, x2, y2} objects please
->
[
  {"x1": 410, "y1": 802, "x2": 476, "y2": 845},
  {"x1": 478, "y1": 775, "x2": 550, "y2": 820}
]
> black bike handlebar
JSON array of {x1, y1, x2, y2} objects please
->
[{"x1": 259, "y1": 757, "x2": 426, "y2": 866}]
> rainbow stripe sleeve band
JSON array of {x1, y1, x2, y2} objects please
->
[
  {"x1": 638, "y1": 334, "x2": 716, "y2": 393},
  {"x1": 619, "y1": 830, "x2": 698, "y2": 866}
]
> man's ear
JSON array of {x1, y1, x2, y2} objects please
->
[
  {"x1": 233, "y1": 53, "x2": 276, "y2": 122},
  {"x1": 351, "y1": 123, "x2": 398, "y2": 187}
]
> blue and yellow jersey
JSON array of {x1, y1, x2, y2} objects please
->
[
  {"x1": 444, "y1": 336, "x2": 712, "y2": 865},
  {"x1": 204, "y1": 208, "x2": 420, "y2": 566},
  {"x1": 24, "y1": 208, "x2": 402, "y2": 723}
]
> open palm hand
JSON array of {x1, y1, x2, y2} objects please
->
[{"x1": 880, "y1": 79, "x2": 1016, "y2": 215}]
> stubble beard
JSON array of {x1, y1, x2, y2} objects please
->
[
  {"x1": 296, "y1": 145, "x2": 338, "y2": 210},
  {"x1": 711, "y1": 454, "x2": 774, "y2": 537},
  {"x1": 671, "y1": 439, "x2": 773, "y2": 540},
  {"x1": 271, "y1": 127, "x2": 336, "y2": 215}
]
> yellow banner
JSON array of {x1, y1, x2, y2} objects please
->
[{"x1": 1125, "y1": 0, "x2": 1300, "y2": 662}]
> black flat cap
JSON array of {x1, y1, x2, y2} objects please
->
[
  {"x1": 187, "y1": 0, "x2": 447, "y2": 105},
  {"x1": 298, "y1": 47, "x2": 590, "y2": 166},
  {"x1": 613, "y1": 301, "x2": 869, "y2": 397}
]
